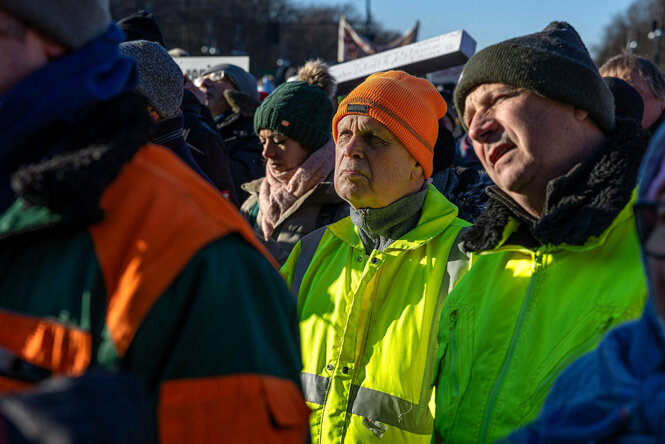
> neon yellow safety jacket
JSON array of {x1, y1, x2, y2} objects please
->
[
  {"x1": 433, "y1": 193, "x2": 648, "y2": 443},
  {"x1": 282, "y1": 185, "x2": 471, "y2": 443}
]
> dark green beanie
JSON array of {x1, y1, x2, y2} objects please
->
[
  {"x1": 254, "y1": 80, "x2": 334, "y2": 151},
  {"x1": 454, "y1": 21, "x2": 615, "y2": 134}
]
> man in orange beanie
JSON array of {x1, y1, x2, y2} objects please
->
[{"x1": 281, "y1": 70, "x2": 471, "y2": 443}]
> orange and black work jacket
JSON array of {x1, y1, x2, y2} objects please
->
[{"x1": 0, "y1": 131, "x2": 309, "y2": 441}]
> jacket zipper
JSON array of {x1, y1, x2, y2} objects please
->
[
  {"x1": 528, "y1": 317, "x2": 614, "y2": 406},
  {"x1": 478, "y1": 252, "x2": 542, "y2": 444},
  {"x1": 449, "y1": 310, "x2": 459, "y2": 397},
  {"x1": 340, "y1": 258, "x2": 382, "y2": 441}
]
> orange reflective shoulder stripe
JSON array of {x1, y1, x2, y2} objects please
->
[
  {"x1": 158, "y1": 374, "x2": 310, "y2": 444},
  {"x1": 0, "y1": 376, "x2": 35, "y2": 394},
  {"x1": 0, "y1": 309, "x2": 91, "y2": 377},
  {"x1": 90, "y1": 144, "x2": 277, "y2": 357}
]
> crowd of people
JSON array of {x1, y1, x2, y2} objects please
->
[{"x1": 2, "y1": 1, "x2": 665, "y2": 443}]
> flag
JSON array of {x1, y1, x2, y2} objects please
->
[{"x1": 337, "y1": 14, "x2": 419, "y2": 62}]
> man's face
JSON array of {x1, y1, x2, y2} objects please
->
[
  {"x1": 198, "y1": 73, "x2": 236, "y2": 117},
  {"x1": 464, "y1": 83, "x2": 593, "y2": 212},
  {"x1": 617, "y1": 69, "x2": 665, "y2": 129},
  {"x1": 0, "y1": 9, "x2": 51, "y2": 96},
  {"x1": 334, "y1": 114, "x2": 424, "y2": 209}
]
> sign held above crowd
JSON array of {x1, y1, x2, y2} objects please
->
[
  {"x1": 337, "y1": 14, "x2": 419, "y2": 63},
  {"x1": 173, "y1": 56, "x2": 250, "y2": 81},
  {"x1": 329, "y1": 30, "x2": 476, "y2": 94}
]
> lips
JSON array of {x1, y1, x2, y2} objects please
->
[
  {"x1": 488, "y1": 143, "x2": 515, "y2": 166},
  {"x1": 338, "y1": 168, "x2": 369, "y2": 180},
  {"x1": 341, "y1": 169, "x2": 363, "y2": 176}
]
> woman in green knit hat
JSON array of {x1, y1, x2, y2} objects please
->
[{"x1": 241, "y1": 60, "x2": 348, "y2": 264}]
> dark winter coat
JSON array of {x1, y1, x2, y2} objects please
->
[
  {"x1": 181, "y1": 89, "x2": 238, "y2": 205},
  {"x1": 216, "y1": 89, "x2": 264, "y2": 204},
  {"x1": 150, "y1": 114, "x2": 212, "y2": 185}
]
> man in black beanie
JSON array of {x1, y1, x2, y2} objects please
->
[{"x1": 433, "y1": 21, "x2": 649, "y2": 443}]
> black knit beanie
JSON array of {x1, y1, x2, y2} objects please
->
[
  {"x1": 254, "y1": 81, "x2": 334, "y2": 151},
  {"x1": 454, "y1": 21, "x2": 615, "y2": 134},
  {"x1": 118, "y1": 10, "x2": 166, "y2": 47}
]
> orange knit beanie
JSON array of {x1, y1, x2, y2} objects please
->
[{"x1": 332, "y1": 71, "x2": 447, "y2": 179}]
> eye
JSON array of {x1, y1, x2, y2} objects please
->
[
  {"x1": 274, "y1": 139, "x2": 287, "y2": 146},
  {"x1": 365, "y1": 134, "x2": 389, "y2": 147},
  {"x1": 492, "y1": 94, "x2": 511, "y2": 107},
  {"x1": 337, "y1": 131, "x2": 352, "y2": 143}
]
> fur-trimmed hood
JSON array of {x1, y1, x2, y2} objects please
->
[
  {"x1": 223, "y1": 89, "x2": 261, "y2": 117},
  {"x1": 431, "y1": 166, "x2": 493, "y2": 223},
  {"x1": 463, "y1": 118, "x2": 650, "y2": 252},
  {"x1": 9, "y1": 92, "x2": 154, "y2": 223}
]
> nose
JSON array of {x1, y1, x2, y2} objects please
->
[
  {"x1": 337, "y1": 135, "x2": 365, "y2": 159},
  {"x1": 467, "y1": 112, "x2": 499, "y2": 144},
  {"x1": 262, "y1": 139, "x2": 277, "y2": 159}
]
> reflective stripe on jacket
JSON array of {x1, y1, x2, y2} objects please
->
[
  {"x1": 433, "y1": 192, "x2": 648, "y2": 444},
  {"x1": 282, "y1": 185, "x2": 471, "y2": 443}
]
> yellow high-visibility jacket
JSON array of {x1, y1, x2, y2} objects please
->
[
  {"x1": 433, "y1": 193, "x2": 647, "y2": 443},
  {"x1": 282, "y1": 185, "x2": 470, "y2": 443}
]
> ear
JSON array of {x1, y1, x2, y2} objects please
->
[
  {"x1": 32, "y1": 28, "x2": 66, "y2": 60},
  {"x1": 43, "y1": 41, "x2": 66, "y2": 60},
  {"x1": 410, "y1": 161, "x2": 425, "y2": 182},
  {"x1": 573, "y1": 107, "x2": 590, "y2": 121}
]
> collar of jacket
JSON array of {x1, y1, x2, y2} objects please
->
[
  {"x1": 350, "y1": 185, "x2": 427, "y2": 254},
  {"x1": 216, "y1": 111, "x2": 255, "y2": 138},
  {"x1": 152, "y1": 114, "x2": 186, "y2": 149},
  {"x1": 463, "y1": 117, "x2": 650, "y2": 252},
  {"x1": 7, "y1": 92, "x2": 154, "y2": 225},
  {"x1": 329, "y1": 184, "x2": 463, "y2": 255}
]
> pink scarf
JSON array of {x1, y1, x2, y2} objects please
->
[{"x1": 259, "y1": 138, "x2": 335, "y2": 240}]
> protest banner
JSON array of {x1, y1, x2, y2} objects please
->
[
  {"x1": 329, "y1": 30, "x2": 476, "y2": 95},
  {"x1": 173, "y1": 56, "x2": 250, "y2": 81}
]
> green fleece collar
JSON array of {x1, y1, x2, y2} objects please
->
[
  {"x1": 328, "y1": 184, "x2": 464, "y2": 253},
  {"x1": 350, "y1": 185, "x2": 427, "y2": 254}
]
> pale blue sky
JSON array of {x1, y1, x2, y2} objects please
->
[{"x1": 303, "y1": 0, "x2": 637, "y2": 57}]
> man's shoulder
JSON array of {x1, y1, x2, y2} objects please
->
[{"x1": 106, "y1": 144, "x2": 262, "y2": 250}]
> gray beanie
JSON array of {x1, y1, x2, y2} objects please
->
[
  {"x1": 201, "y1": 63, "x2": 259, "y2": 101},
  {"x1": 0, "y1": 0, "x2": 111, "y2": 49},
  {"x1": 120, "y1": 40, "x2": 184, "y2": 120},
  {"x1": 454, "y1": 21, "x2": 615, "y2": 134}
]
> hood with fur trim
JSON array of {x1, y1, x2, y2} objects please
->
[{"x1": 223, "y1": 89, "x2": 261, "y2": 117}]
